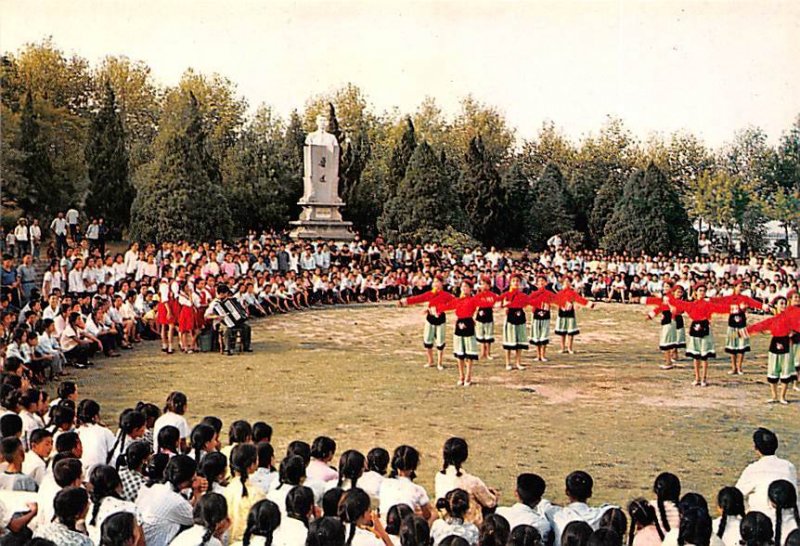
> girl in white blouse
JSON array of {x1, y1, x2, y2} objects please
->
[
  {"x1": 431, "y1": 489, "x2": 479, "y2": 546},
  {"x1": 268, "y1": 455, "x2": 307, "y2": 518},
  {"x1": 273, "y1": 485, "x2": 315, "y2": 546},
  {"x1": 379, "y1": 446, "x2": 432, "y2": 522},
  {"x1": 169, "y1": 493, "x2": 231, "y2": 546},
  {"x1": 711, "y1": 487, "x2": 744, "y2": 546},
  {"x1": 340, "y1": 488, "x2": 393, "y2": 546},
  {"x1": 232, "y1": 498, "x2": 282, "y2": 546},
  {"x1": 76, "y1": 399, "x2": 117, "y2": 479},
  {"x1": 86, "y1": 465, "x2": 140, "y2": 545}
]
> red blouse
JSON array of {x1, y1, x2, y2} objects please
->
[
  {"x1": 672, "y1": 299, "x2": 730, "y2": 321},
  {"x1": 438, "y1": 292, "x2": 499, "y2": 319}
]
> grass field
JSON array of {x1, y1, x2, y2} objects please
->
[{"x1": 79, "y1": 303, "x2": 799, "y2": 509}]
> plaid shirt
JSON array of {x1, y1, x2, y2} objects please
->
[{"x1": 119, "y1": 467, "x2": 147, "y2": 502}]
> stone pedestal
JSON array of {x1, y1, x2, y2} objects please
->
[{"x1": 289, "y1": 201, "x2": 355, "y2": 241}]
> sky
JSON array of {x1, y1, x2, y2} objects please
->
[{"x1": 1, "y1": 0, "x2": 798, "y2": 147}]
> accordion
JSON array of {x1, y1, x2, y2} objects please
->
[{"x1": 215, "y1": 298, "x2": 247, "y2": 327}]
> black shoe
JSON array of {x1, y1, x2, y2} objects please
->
[
  {"x1": 225, "y1": 350, "x2": 234, "y2": 356},
  {"x1": 244, "y1": 348, "x2": 253, "y2": 353}
]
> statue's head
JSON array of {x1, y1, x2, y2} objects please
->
[{"x1": 315, "y1": 114, "x2": 327, "y2": 132}]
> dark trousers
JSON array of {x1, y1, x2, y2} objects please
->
[
  {"x1": 219, "y1": 323, "x2": 251, "y2": 352},
  {"x1": 64, "y1": 342, "x2": 98, "y2": 364},
  {"x1": 56, "y1": 234, "x2": 68, "y2": 257}
]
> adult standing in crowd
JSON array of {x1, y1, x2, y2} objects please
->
[
  {"x1": 17, "y1": 254, "x2": 37, "y2": 303},
  {"x1": 51, "y1": 211, "x2": 69, "y2": 258},
  {"x1": 13, "y1": 218, "x2": 29, "y2": 258},
  {"x1": 66, "y1": 206, "x2": 80, "y2": 242}
]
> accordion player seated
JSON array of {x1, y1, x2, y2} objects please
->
[{"x1": 204, "y1": 284, "x2": 253, "y2": 355}]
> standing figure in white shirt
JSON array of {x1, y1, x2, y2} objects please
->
[{"x1": 735, "y1": 428, "x2": 797, "y2": 514}]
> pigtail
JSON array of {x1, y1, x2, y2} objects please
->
[
  {"x1": 195, "y1": 444, "x2": 203, "y2": 464},
  {"x1": 657, "y1": 499, "x2": 670, "y2": 534},
  {"x1": 106, "y1": 429, "x2": 124, "y2": 465},
  {"x1": 240, "y1": 469, "x2": 249, "y2": 497},
  {"x1": 717, "y1": 512, "x2": 727, "y2": 539},
  {"x1": 628, "y1": 516, "x2": 636, "y2": 546},
  {"x1": 201, "y1": 527, "x2": 214, "y2": 545},
  {"x1": 346, "y1": 520, "x2": 357, "y2": 546},
  {"x1": 89, "y1": 497, "x2": 101, "y2": 527},
  {"x1": 775, "y1": 507, "x2": 782, "y2": 546},
  {"x1": 794, "y1": 505, "x2": 800, "y2": 537}
]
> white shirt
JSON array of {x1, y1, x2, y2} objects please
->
[
  {"x1": 136, "y1": 483, "x2": 194, "y2": 546},
  {"x1": 250, "y1": 468, "x2": 277, "y2": 495},
  {"x1": 735, "y1": 455, "x2": 798, "y2": 514},
  {"x1": 307, "y1": 459, "x2": 338, "y2": 483},
  {"x1": 272, "y1": 516, "x2": 309, "y2": 546},
  {"x1": 87, "y1": 496, "x2": 139, "y2": 545},
  {"x1": 153, "y1": 412, "x2": 190, "y2": 453},
  {"x1": 35, "y1": 472, "x2": 62, "y2": 527},
  {"x1": 378, "y1": 477, "x2": 430, "y2": 518},
  {"x1": 496, "y1": 501, "x2": 553, "y2": 538},
  {"x1": 547, "y1": 502, "x2": 615, "y2": 546},
  {"x1": 266, "y1": 483, "x2": 294, "y2": 518},
  {"x1": 169, "y1": 524, "x2": 223, "y2": 546},
  {"x1": 78, "y1": 423, "x2": 117, "y2": 478},
  {"x1": 22, "y1": 451, "x2": 47, "y2": 485},
  {"x1": 712, "y1": 515, "x2": 742, "y2": 546},
  {"x1": 66, "y1": 209, "x2": 79, "y2": 224},
  {"x1": 359, "y1": 470, "x2": 384, "y2": 501},
  {"x1": 68, "y1": 268, "x2": 86, "y2": 293},
  {"x1": 431, "y1": 518, "x2": 480, "y2": 546},
  {"x1": 51, "y1": 217, "x2": 68, "y2": 236},
  {"x1": 19, "y1": 409, "x2": 45, "y2": 450}
]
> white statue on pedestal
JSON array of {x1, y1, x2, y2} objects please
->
[{"x1": 302, "y1": 115, "x2": 341, "y2": 204}]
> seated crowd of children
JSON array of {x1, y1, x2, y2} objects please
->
[{"x1": 0, "y1": 385, "x2": 796, "y2": 546}]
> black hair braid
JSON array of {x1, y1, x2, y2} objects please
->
[
  {"x1": 346, "y1": 514, "x2": 358, "y2": 546},
  {"x1": 201, "y1": 527, "x2": 214, "y2": 545},
  {"x1": 238, "y1": 465, "x2": 249, "y2": 497},
  {"x1": 657, "y1": 499, "x2": 670, "y2": 534},
  {"x1": 89, "y1": 496, "x2": 102, "y2": 527},
  {"x1": 628, "y1": 501, "x2": 639, "y2": 546},
  {"x1": 195, "y1": 444, "x2": 203, "y2": 465},
  {"x1": 775, "y1": 506, "x2": 782, "y2": 546},
  {"x1": 717, "y1": 512, "x2": 728, "y2": 539},
  {"x1": 794, "y1": 506, "x2": 800, "y2": 538},
  {"x1": 107, "y1": 429, "x2": 125, "y2": 465}
]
